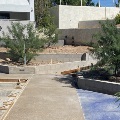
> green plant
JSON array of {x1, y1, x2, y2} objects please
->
[
  {"x1": 0, "y1": 22, "x2": 45, "y2": 64},
  {"x1": 114, "y1": 13, "x2": 120, "y2": 24},
  {"x1": 91, "y1": 20, "x2": 120, "y2": 76},
  {"x1": 115, "y1": 92, "x2": 120, "y2": 107},
  {"x1": 35, "y1": 0, "x2": 58, "y2": 47},
  {"x1": 52, "y1": 0, "x2": 94, "y2": 6}
]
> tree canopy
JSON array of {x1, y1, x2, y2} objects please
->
[
  {"x1": 91, "y1": 20, "x2": 120, "y2": 76},
  {"x1": 51, "y1": 0, "x2": 95, "y2": 6},
  {"x1": 0, "y1": 22, "x2": 45, "y2": 64},
  {"x1": 35, "y1": 0, "x2": 58, "y2": 47}
]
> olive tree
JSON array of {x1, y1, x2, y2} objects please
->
[{"x1": 0, "y1": 22, "x2": 45, "y2": 64}]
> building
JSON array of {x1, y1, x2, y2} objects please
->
[{"x1": 0, "y1": 0, "x2": 34, "y2": 37}]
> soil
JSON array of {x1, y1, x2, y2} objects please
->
[{"x1": 41, "y1": 45, "x2": 90, "y2": 54}]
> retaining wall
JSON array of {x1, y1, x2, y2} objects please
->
[
  {"x1": 77, "y1": 78, "x2": 120, "y2": 95},
  {"x1": 0, "y1": 53, "x2": 96, "y2": 74},
  {"x1": 58, "y1": 28, "x2": 100, "y2": 45},
  {"x1": 34, "y1": 54, "x2": 83, "y2": 63},
  {"x1": 0, "y1": 60, "x2": 97, "y2": 74}
]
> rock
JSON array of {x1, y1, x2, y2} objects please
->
[{"x1": 6, "y1": 58, "x2": 11, "y2": 61}]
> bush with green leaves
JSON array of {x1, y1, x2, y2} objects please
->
[
  {"x1": 0, "y1": 22, "x2": 45, "y2": 64},
  {"x1": 91, "y1": 20, "x2": 120, "y2": 76},
  {"x1": 35, "y1": 0, "x2": 58, "y2": 47},
  {"x1": 114, "y1": 13, "x2": 120, "y2": 25}
]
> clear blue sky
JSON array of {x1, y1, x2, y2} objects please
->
[{"x1": 92, "y1": 0, "x2": 118, "y2": 7}]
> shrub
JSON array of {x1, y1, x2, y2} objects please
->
[
  {"x1": 0, "y1": 22, "x2": 45, "y2": 64},
  {"x1": 114, "y1": 13, "x2": 120, "y2": 25}
]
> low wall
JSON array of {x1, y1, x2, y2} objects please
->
[
  {"x1": 34, "y1": 54, "x2": 83, "y2": 63},
  {"x1": 77, "y1": 78, "x2": 120, "y2": 95},
  {"x1": 0, "y1": 60, "x2": 97, "y2": 74},
  {"x1": 0, "y1": 64, "x2": 35, "y2": 74},
  {"x1": 78, "y1": 20, "x2": 106, "y2": 29}
]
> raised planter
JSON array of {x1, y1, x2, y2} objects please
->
[{"x1": 77, "y1": 77, "x2": 120, "y2": 95}]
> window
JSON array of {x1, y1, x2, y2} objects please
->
[{"x1": 0, "y1": 13, "x2": 10, "y2": 19}]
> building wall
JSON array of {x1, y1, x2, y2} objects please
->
[
  {"x1": 52, "y1": 5, "x2": 120, "y2": 29},
  {"x1": 0, "y1": 20, "x2": 33, "y2": 37},
  {"x1": 29, "y1": 0, "x2": 35, "y2": 21},
  {"x1": 0, "y1": 0, "x2": 34, "y2": 21}
]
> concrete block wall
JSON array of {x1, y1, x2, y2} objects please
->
[{"x1": 77, "y1": 78, "x2": 120, "y2": 95}]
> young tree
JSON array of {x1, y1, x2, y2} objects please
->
[
  {"x1": 114, "y1": 13, "x2": 120, "y2": 25},
  {"x1": 0, "y1": 22, "x2": 45, "y2": 64},
  {"x1": 91, "y1": 20, "x2": 120, "y2": 76},
  {"x1": 35, "y1": 0, "x2": 58, "y2": 47}
]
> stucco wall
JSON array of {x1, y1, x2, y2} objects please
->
[{"x1": 52, "y1": 5, "x2": 120, "y2": 29}]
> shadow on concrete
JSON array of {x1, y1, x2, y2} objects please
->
[{"x1": 54, "y1": 75, "x2": 78, "y2": 89}]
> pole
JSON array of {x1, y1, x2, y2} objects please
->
[
  {"x1": 60, "y1": 0, "x2": 61, "y2": 5},
  {"x1": 99, "y1": 0, "x2": 100, "y2": 7},
  {"x1": 81, "y1": 0, "x2": 82, "y2": 6},
  {"x1": 105, "y1": 7, "x2": 106, "y2": 19},
  {"x1": 113, "y1": 0, "x2": 115, "y2": 6},
  {"x1": 24, "y1": 41, "x2": 26, "y2": 66}
]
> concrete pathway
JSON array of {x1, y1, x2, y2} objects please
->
[{"x1": 4, "y1": 74, "x2": 84, "y2": 120}]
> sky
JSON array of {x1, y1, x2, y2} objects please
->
[{"x1": 92, "y1": 0, "x2": 118, "y2": 7}]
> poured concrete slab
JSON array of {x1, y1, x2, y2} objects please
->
[{"x1": 4, "y1": 74, "x2": 84, "y2": 120}]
